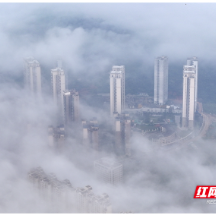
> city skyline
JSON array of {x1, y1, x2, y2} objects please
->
[{"x1": 1, "y1": 3, "x2": 216, "y2": 214}]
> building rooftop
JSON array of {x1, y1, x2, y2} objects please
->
[
  {"x1": 187, "y1": 56, "x2": 198, "y2": 61},
  {"x1": 157, "y1": 56, "x2": 168, "y2": 60},
  {"x1": 110, "y1": 65, "x2": 125, "y2": 73},
  {"x1": 183, "y1": 65, "x2": 196, "y2": 73},
  {"x1": 51, "y1": 68, "x2": 64, "y2": 73},
  {"x1": 95, "y1": 157, "x2": 122, "y2": 168},
  {"x1": 63, "y1": 89, "x2": 78, "y2": 96},
  {"x1": 24, "y1": 57, "x2": 40, "y2": 66}
]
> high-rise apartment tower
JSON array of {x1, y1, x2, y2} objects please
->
[
  {"x1": 51, "y1": 66, "x2": 66, "y2": 115},
  {"x1": 182, "y1": 60, "x2": 197, "y2": 129},
  {"x1": 186, "y1": 57, "x2": 198, "y2": 111},
  {"x1": 24, "y1": 57, "x2": 42, "y2": 97},
  {"x1": 154, "y1": 56, "x2": 168, "y2": 105},
  {"x1": 63, "y1": 89, "x2": 80, "y2": 127},
  {"x1": 110, "y1": 66, "x2": 125, "y2": 116}
]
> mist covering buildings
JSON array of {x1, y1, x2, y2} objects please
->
[{"x1": 1, "y1": 3, "x2": 216, "y2": 214}]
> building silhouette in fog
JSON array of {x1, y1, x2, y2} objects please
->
[
  {"x1": 24, "y1": 57, "x2": 42, "y2": 97},
  {"x1": 110, "y1": 66, "x2": 125, "y2": 116},
  {"x1": 114, "y1": 112, "x2": 131, "y2": 156},
  {"x1": 154, "y1": 56, "x2": 168, "y2": 105},
  {"x1": 82, "y1": 119, "x2": 99, "y2": 151},
  {"x1": 94, "y1": 157, "x2": 123, "y2": 185},
  {"x1": 28, "y1": 167, "x2": 112, "y2": 213},
  {"x1": 63, "y1": 89, "x2": 80, "y2": 129},
  {"x1": 48, "y1": 125, "x2": 65, "y2": 149},
  {"x1": 182, "y1": 57, "x2": 198, "y2": 129},
  {"x1": 51, "y1": 64, "x2": 66, "y2": 116}
]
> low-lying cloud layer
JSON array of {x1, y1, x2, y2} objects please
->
[{"x1": 0, "y1": 3, "x2": 216, "y2": 213}]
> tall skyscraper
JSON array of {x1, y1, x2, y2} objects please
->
[
  {"x1": 182, "y1": 62, "x2": 197, "y2": 129},
  {"x1": 186, "y1": 57, "x2": 198, "y2": 111},
  {"x1": 24, "y1": 57, "x2": 42, "y2": 97},
  {"x1": 110, "y1": 66, "x2": 125, "y2": 116},
  {"x1": 154, "y1": 56, "x2": 168, "y2": 105},
  {"x1": 63, "y1": 89, "x2": 80, "y2": 128},
  {"x1": 51, "y1": 66, "x2": 66, "y2": 115}
]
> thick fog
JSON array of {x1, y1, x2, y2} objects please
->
[{"x1": 0, "y1": 3, "x2": 216, "y2": 213}]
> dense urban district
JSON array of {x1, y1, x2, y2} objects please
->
[{"x1": 23, "y1": 56, "x2": 212, "y2": 213}]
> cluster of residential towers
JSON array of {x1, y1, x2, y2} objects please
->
[
  {"x1": 24, "y1": 56, "x2": 199, "y2": 198},
  {"x1": 109, "y1": 56, "x2": 199, "y2": 130},
  {"x1": 24, "y1": 55, "x2": 199, "y2": 160}
]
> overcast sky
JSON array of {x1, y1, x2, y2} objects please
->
[{"x1": 0, "y1": 3, "x2": 216, "y2": 75}]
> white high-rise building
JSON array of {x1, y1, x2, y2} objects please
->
[
  {"x1": 24, "y1": 57, "x2": 42, "y2": 97},
  {"x1": 182, "y1": 63, "x2": 197, "y2": 129},
  {"x1": 51, "y1": 66, "x2": 66, "y2": 115},
  {"x1": 94, "y1": 157, "x2": 123, "y2": 185},
  {"x1": 186, "y1": 57, "x2": 198, "y2": 111},
  {"x1": 154, "y1": 56, "x2": 168, "y2": 105},
  {"x1": 110, "y1": 66, "x2": 125, "y2": 116}
]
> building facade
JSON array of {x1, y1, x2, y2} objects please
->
[
  {"x1": 110, "y1": 66, "x2": 125, "y2": 116},
  {"x1": 48, "y1": 125, "x2": 65, "y2": 149},
  {"x1": 154, "y1": 56, "x2": 168, "y2": 105},
  {"x1": 51, "y1": 67, "x2": 66, "y2": 115},
  {"x1": 114, "y1": 113, "x2": 131, "y2": 156},
  {"x1": 24, "y1": 57, "x2": 42, "y2": 97},
  {"x1": 82, "y1": 119, "x2": 99, "y2": 151},
  {"x1": 63, "y1": 89, "x2": 80, "y2": 128},
  {"x1": 182, "y1": 63, "x2": 197, "y2": 129},
  {"x1": 94, "y1": 157, "x2": 123, "y2": 185},
  {"x1": 186, "y1": 57, "x2": 198, "y2": 111}
]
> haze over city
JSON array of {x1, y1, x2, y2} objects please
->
[{"x1": 1, "y1": 3, "x2": 216, "y2": 213}]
